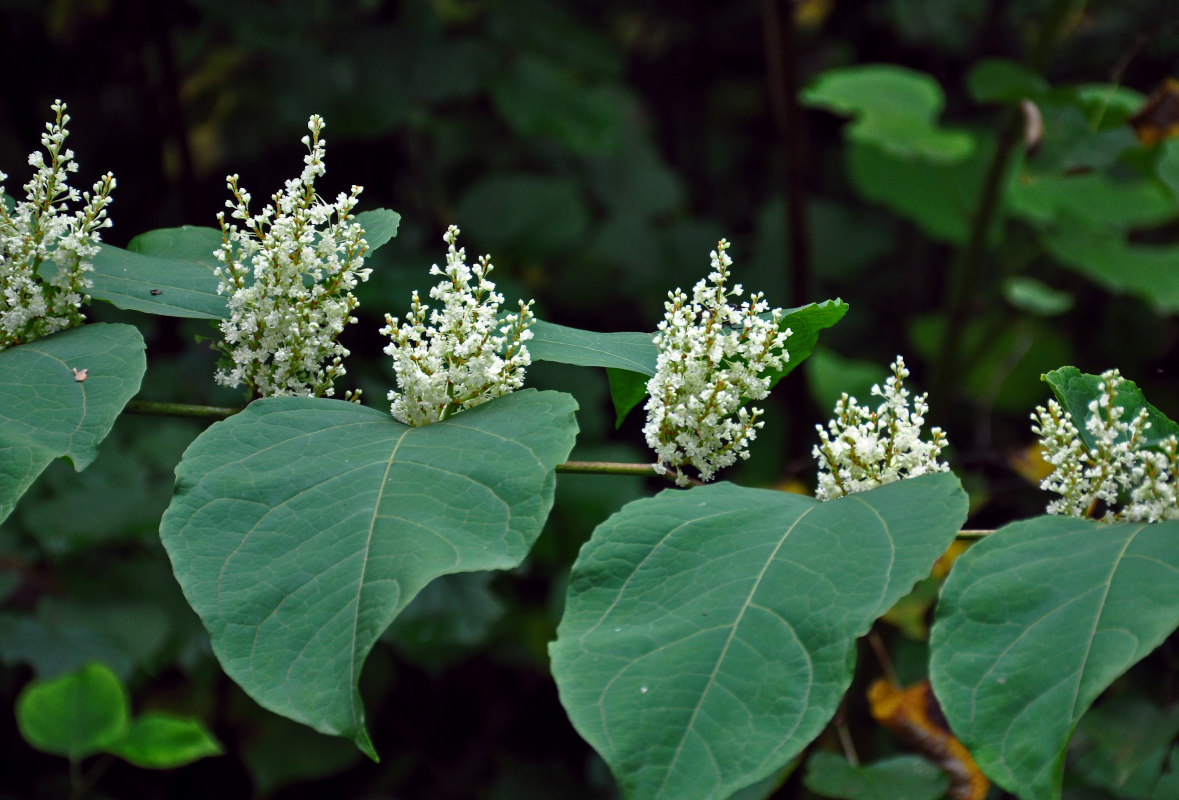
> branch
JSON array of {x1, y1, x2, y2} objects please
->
[{"x1": 124, "y1": 400, "x2": 242, "y2": 420}]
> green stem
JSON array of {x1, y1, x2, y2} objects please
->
[
  {"x1": 124, "y1": 400, "x2": 243, "y2": 420},
  {"x1": 932, "y1": 0, "x2": 1080, "y2": 401},
  {"x1": 555, "y1": 461, "x2": 660, "y2": 477}
]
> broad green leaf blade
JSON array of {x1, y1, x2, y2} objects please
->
[
  {"x1": 966, "y1": 58, "x2": 1050, "y2": 104},
  {"x1": 538, "y1": 301, "x2": 847, "y2": 428},
  {"x1": 1039, "y1": 223, "x2": 1179, "y2": 314},
  {"x1": 529, "y1": 320, "x2": 657, "y2": 375},
  {"x1": 107, "y1": 712, "x2": 223, "y2": 768},
  {"x1": 929, "y1": 516, "x2": 1179, "y2": 800},
  {"x1": 354, "y1": 208, "x2": 401, "y2": 251},
  {"x1": 90, "y1": 209, "x2": 399, "y2": 320},
  {"x1": 802, "y1": 65, "x2": 975, "y2": 163},
  {"x1": 802, "y1": 751, "x2": 949, "y2": 800},
  {"x1": 1042, "y1": 366, "x2": 1179, "y2": 451},
  {"x1": 766, "y1": 299, "x2": 849, "y2": 390},
  {"x1": 160, "y1": 389, "x2": 578, "y2": 759},
  {"x1": 0, "y1": 323, "x2": 146, "y2": 523},
  {"x1": 847, "y1": 139, "x2": 996, "y2": 245},
  {"x1": 550, "y1": 472, "x2": 967, "y2": 800},
  {"x1": 16, "y1": 661, "x2": 130, "y2": 760},
  {"x1": 90, "y1": 237, "x2": 225, "y2": 319}
]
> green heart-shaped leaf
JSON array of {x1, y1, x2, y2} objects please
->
[
  {"x1": 930, "y1": 516, "x2": 1179, "y2": 800},
  {"x1": 160, "y1": 389, "x2": 577, "y2": 759},
  {"x1": 551, "y1": 472, "x2": 967, "y2": 800},
  {"x1": 0, "y1": 323, "x2": 146, "y2": 523}
]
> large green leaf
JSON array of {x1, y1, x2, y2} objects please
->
[
  {"x1": 802, "y1": 64, "x2": 975, "y2": 163},
  {"x1": 1040, "y1": 222, "x2": 1179, "y2": 314},
  {"x1": 90, "y1": 236, "x2": 225, "y2": 319},
  {"x1": 536, "y1": 301, "x2": 847, "y2": 428},
  {"x1": 930, "y1": 516, "x2": 1179, "y2": 800},
  {"x1": 550, "y1": 472, "x2": 967, "y2": 800},
  {"x1": 16, "y1": 661, "x2": 130, "y2": 760},
  {"x1": 107, "y1": 712, "x2": 223, "y2": 769},
  {"x1": 0, "y1": 323, "x2": 146, "y2": 523},
  {"x1": 89, "y1": 209, "x2": 400, "y2": 319},
  {"x1": 802, "y1": 751, "x2": 949, "y2": 800},
  {"x1": 159, "y1": 389, "x2": 578, "y2": 759},
  {"x1": 846, "y1": 139, "x2": 996, "y2": 245},
  {"x1": 529, "y1": 320, "x2": 657, "y2": 375},
  {"x1": 1042, "y1": 365, "x2": 1179, "y2": 451}
]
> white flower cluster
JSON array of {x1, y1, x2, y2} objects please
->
[
  {"x1": 643, "y1": 239, "x2": 791, "y2": 486},
  {"x1": 1, "y1": 100, "x2": 115, "y2": 351},
  {"x1": 813, "y1": 356, "x2": 949, "y2": 500},
  {"x1": 213, "y1": 115, "x2": 369, "y2": 398},
  {"x1": 1033, "y1": 369, "x2": 1179, "y2": 522},
  {"x1": 382, "y1": 225, "x2": 535, "y2": 426}
]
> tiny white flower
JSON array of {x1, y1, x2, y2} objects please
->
[
  {"x1": 382, "y1": 225, "x2": 535, "y2": 426},
  {"x1": 1, "y1": 101, "x2": 115, "y2": 350},
  {"x1": 643, "y1": 239, "x2": 791, "y2": 486},
  {"x1": 813, "y1": 356, "x2": 949, "y2": 500},
  {"x1": 213, "y1": 115, "x2": 368, "y2": 399}
]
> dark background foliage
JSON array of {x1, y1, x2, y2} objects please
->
[{"x1": 3, "y1": 0, "x2": 1179, "y2": 797}]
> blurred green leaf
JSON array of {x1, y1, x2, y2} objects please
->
[
  {"x1": 967, "y1": 58, "x2": 1050, "y2": 104},
  {"x1": 1069, "y1": 694, "x2": 1179, "y2": 798},
  {"x1": 106, "y1": 712, "x2": 223, "y2": 769},
  {"x1": 1008, "y1": 173, "x2": 1176, "y2": 228},
  {"x1": 803, "y1": 751, "x2": 949, "y2": 800},
  {"x1": 16, "y1": 662, "x2": 129, "y2": 760},
  {"x1": 803, "y1": 64, "x2": 975, "y2": 163},
  {"x1": 456, "y1": 174, "x2": 589, "y2": 259},
  {"x1": 0, "y1": 324, "x2": 146, "y2": 524},
  {"x1": 1156, "y1": 139, "x2": 1179, "y2": 200},
  {"x1": 1003, "y1": 276, "x2": 1074, "y2": 316},
  {"x1": 491, "y1": 54, "x2": 630, "y2": 154},
  {"x1": 551, "y1": 473, "x2": 967, "y2": 800},
  {"x1": 847, "y1": 139, "x2": 994, "y2": 244},
  {"x1": 0, "y1": 598, "x2": 169, "y2": 680},
  {"x1": 160, "y1": 390, "x2": 578, "y2": 759},
  {"x1": 1042, "y1": 366, "x2": 1179, "y2": 451},
  {"x1": 1026, "y1": 102, "x2": 1139, "y2": 174},
  {"x1": 931, "y1": 516, "x2": 1179, "y2": 800},
  {"x1": 383, "y1": 571, "x2": 506, "y2": 671},
  {"x1": 1040, "y1": 223, "x2": 1179, "y2": 314},
  {"x1": 804, "y1": 349, "x2": 890, "y2": 418}
]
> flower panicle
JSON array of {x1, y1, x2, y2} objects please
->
[
  {"x1": 643, "y1": 238, "x2": 791, "y2": 486},
  {"x1": 813, "y1": 356, "x2": 949, "y2": 500},
  {"x1": 1, "y1": 100, "x2": 115, "y2": 350},
  {"x1": 212, "y1": 114, "x2": 369, "y2": 399},
  {"x1": 382, "y1": 225, "x2": 535, "y2": 426},
  {"x1": 1033, "y1": 368, "x2": 1179, "y2": 522}
]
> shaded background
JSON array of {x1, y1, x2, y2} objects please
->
[{"x1": 3, "y1": 0, "x2": 1179, "y2": 797}]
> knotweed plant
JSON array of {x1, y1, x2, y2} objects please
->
[
  {"x1": 382, "y1": 225, "x2": 535, "y2": 426},
  {"x1": 1033, "y1": 369, "x2": 1179, "y2": 522},
  {"x1": 1, "y1": 100, "x2": 115, "y2": 351},
  {"x1": 813, "y1": 356, "x2": 949, "y2": 499},
  {"x1": 643, "y1": 239, "x2": 791, "y2": 486},
  {"x1": 213, "y1": 115, "x2": 369, "y2": 398}
]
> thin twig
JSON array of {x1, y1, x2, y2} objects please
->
[{"x1": 124, "y1": 400, "x2": 242, "y2": 420}]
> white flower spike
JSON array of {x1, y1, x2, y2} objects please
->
[
  {"x1": 1033, "y1": 368, "x2": 1179, "y2": 522},
  {"x1": 1, "y1": 100, "x2": 115, "y2": 350},
  {"x1": 382, "y1": 225, "x2": 535, "y2": 426},
  {"x1": 643, "y1": 239, "x2": 791, "y2": 486},
  {"x1": 213, "y1": 115, "x2": 369, "y2": 399},
  {"x1": 813, "y1": 356, "x2": 949, "y2": 499}
]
